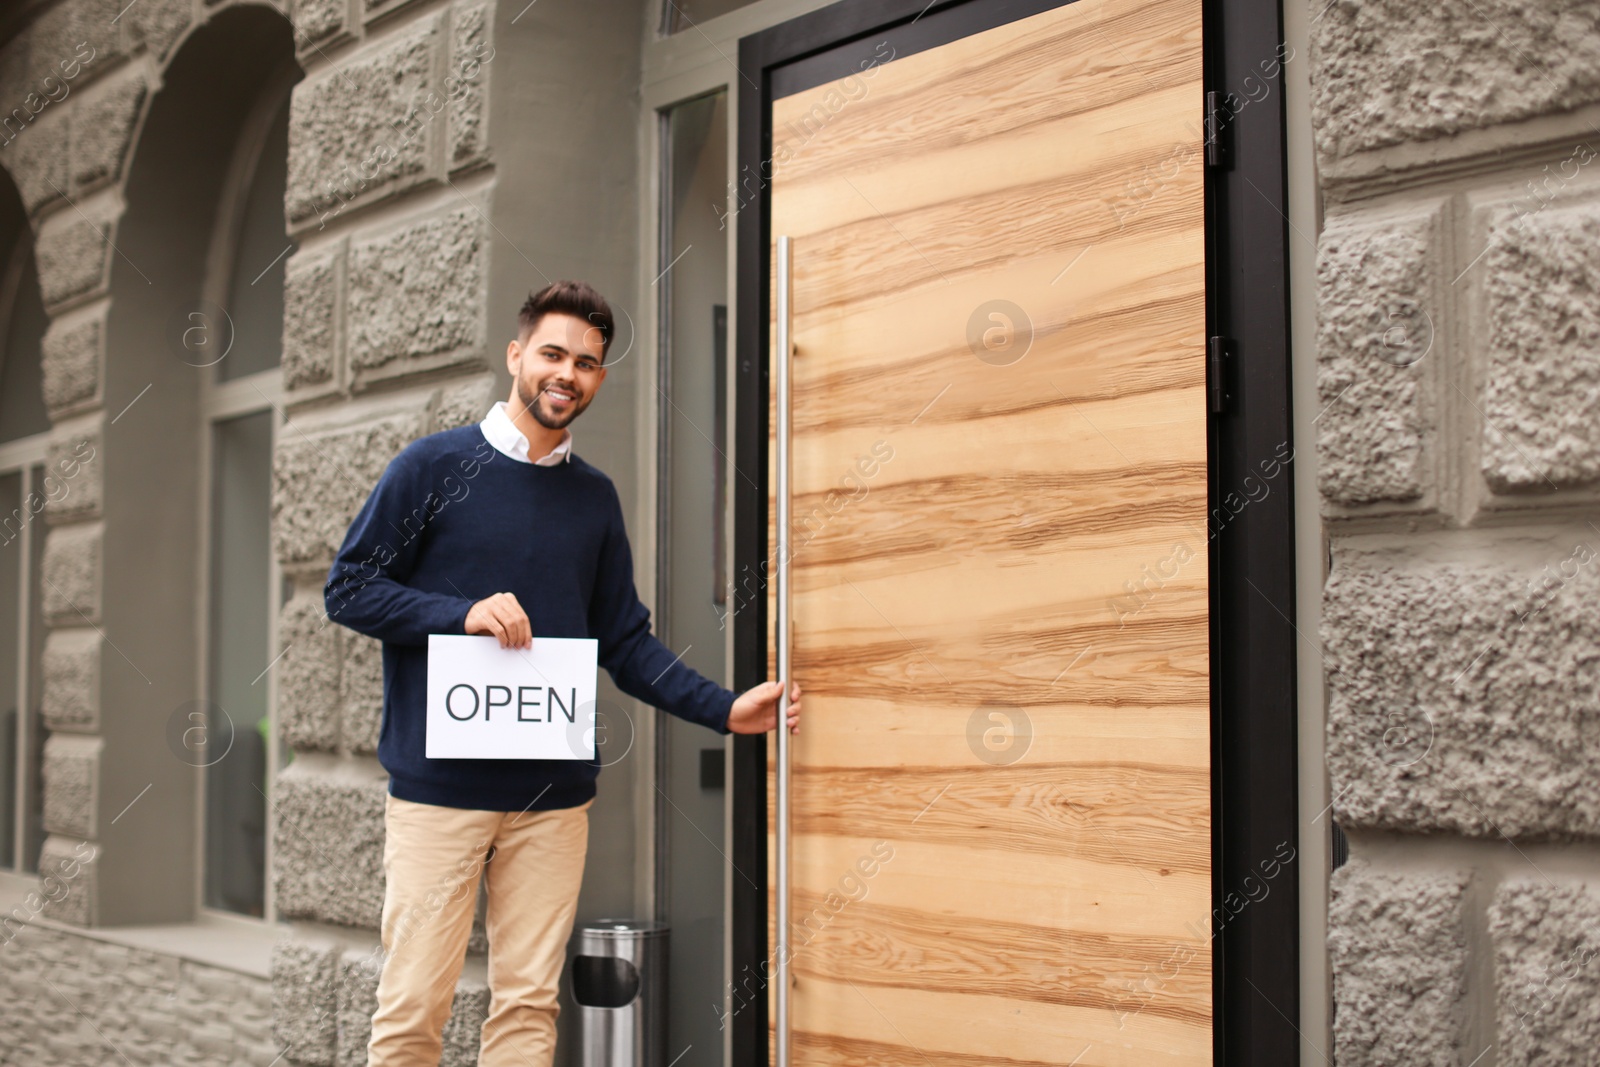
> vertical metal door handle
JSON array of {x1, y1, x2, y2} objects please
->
[{"x1": 774, "y1": 234, "x2": 794, "y2": 1067}]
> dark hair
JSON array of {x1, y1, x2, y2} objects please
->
[{"x1": 518, "y1": 281, "x2": 614, "y2": 359}]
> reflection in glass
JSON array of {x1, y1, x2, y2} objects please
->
[
  {"x1": 0, "y1": 472, "x2": 18, "y2": 868},
  {"x1": 0, "y1": 235, "x2": 47, "y2": 443},
  {"x1": 205, "y1": 412, "x2": 273, "y2": 914},
  {"x1": 21, "y1": 465, "x2": 42, "y2": 872},
  {"x1": 657, "y1": 89, "x2": 730, "y2": 1064},
  {"x1": 219, "y1": 95, "x2": 293, "y2": 382}
]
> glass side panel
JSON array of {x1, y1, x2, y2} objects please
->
[
  {"x1": 657, "y1": 88, "x2": 731, "y2": 1065},
  {"x1": 205, "y1": 411, "x2": 273, "y2": 914}
]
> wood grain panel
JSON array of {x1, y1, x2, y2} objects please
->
[
  {"x1": 793, "y1": 763, "x2": 1208, "y2": 874},
  {"x1": 790, "y1": 464, "x2": 1207, "y2": 567},
  {"x1": 771, "y1": 1, "x2": 1199, "y2": 187},
  {"x1": 789, "y1": 701, "x2": 1210, "y2": 769},
  {"x1": 789, "y1": 836, "x2": 1210, "y2": 940},
  {"x1": 788, "y1": 892, "x2": 1210, "y2": 1024},
  {"x1": 792, "y1": 1031, "x2": 1071, "y2": 1067},
  {"x1": 788, "y1": 977, "x2": 1207, "y2": 1066},
  {"x1": 766, "y1": 0, "x2": 1209, "y2": 1061}
]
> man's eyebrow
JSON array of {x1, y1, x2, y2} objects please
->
[{"x1": 536, "y1": 341, "x2": 600, "y2": 361}]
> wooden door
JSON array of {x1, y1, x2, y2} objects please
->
[{"x1": 766, "y1": 0, "x2": 1211, "y2": 1063}]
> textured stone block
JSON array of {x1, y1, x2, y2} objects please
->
[
  {"x1": 35, "y1": 201, "x2": 113, "y2": 307},
  {"x1": 22, "y1": 0, "x2": 77, "y2": 87},
  {"x1": 272, "y1": 939, "x2": 339, "y2": 1067},
  {"x1": 1480, "y1": 200, "x2": 1600, "y2": 492},
  {"x1": 1310, "y1": 0, "x2": 1600, "y2": 161},
  {"x1": 286, "y1": 17, "x2": 439, "y2": 225},
  {"x1": 41, "y1": 521, "x2": 101, "y2": 624},
  {"x1": 347, "y1": 206, "x2": 486, "y2": 383},
  {"x1": 448, "y1": 4, "x2": 490, "y2": 170},
  {"x1": 283, "y1": 244, "x2": 342, "y2": 391},
  {"x1": 40, "y1": 303, "x2": 104, "y2": 412},
  {"x1": 0, "y1": 108, "x2": 71, "y2": 215},
  {"x1": 1491, "y1": 881, "x2": 1600, "y2": 1065},
  {"x1": 341, "y1": 631, "x2": 382, "y2": 755},
  {"x1": 44, "y1": 426, "x2": 102, "y2": 521},
  {"x1": 0, "y1": 918, "x2": 282, "y2": 1062},
  {"x1": 1329, "y1": 861, "x2": 1470, "y2": 1066},
  {"x1": 1317, "y1": 206, "x2": 1439, "y2": 509},
  {"x1": 292, "y1": 0, "x2": 352, "y2": 47},
  {"x1": 272, "y1": 764, "x2": 387, "y2": 927},
  {"x1": 37, "y1": 835, "x2": 98, "y2": 926},
  {"x1": 124, "y1": 0, "x2": 193, "y2": 58},
  {"x1": 1324, "y1": 551, "x2": 1600, "y2": 838},
  {"x1": 69, "y1": 67, "x2": 146, "y2": 192},
  {"x1": 27, "y1": 0, "x2": 123, "y2": 91},
  {"x1": 41, "y1": 733, "x2": 99, "y2": 838},
  {"x1": 325, "y1": 946, "x2": 483, "y2": 1067},
  {"x1": 272, "y1": 408, "x2": 427, "y2": 564},
  {"x1": 432, "y1": 374, "x2": 495, "y2": 433},
  {"x1": 41, "y1": 627, "x2": 99, "y2": 731},
  {"x1": 278, "y1": 594, "x2": 341, "y2": 751},
  {"x1": 439, "y1": 978, "x2": 488, "y2": 1066},
  {"x1": 336, "y1": 948, "x2": 383, "y2": 1067}
]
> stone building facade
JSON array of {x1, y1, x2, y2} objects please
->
[
  {"x1": 0, "y1": 0, "x2": 648, "y2": 1062},
  {"x1": 1311, "y1": 3, "x2": 1600, "y2": 1064},
  {"x1": 0, "y1": 0, "x2": 1593, "y2": 1063}
]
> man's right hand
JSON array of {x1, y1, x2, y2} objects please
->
[{"x1": 465, "y1": 592, "x2": 532, "y2": 649}]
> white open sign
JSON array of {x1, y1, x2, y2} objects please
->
[{"x1": 425, "y1": 634, "x2": 599, "y2": 760}]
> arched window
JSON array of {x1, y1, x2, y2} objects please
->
[
  {"x1": 200, "y1": 77, "x2": 295, "y2": 918},
  {"x1": 102, "y1": 4, "x2": 300, "y2": 923},
  {"x1": 0, "y1": 171, "x2": 50, "y2": 874}
]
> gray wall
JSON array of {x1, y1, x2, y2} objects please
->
[
  {"x1": 1310, "y1": 2, "x2": 1600, "y2": 1062},
  {"x1": 0, "y1": 920, "x2": 275, "y2": 1064}
]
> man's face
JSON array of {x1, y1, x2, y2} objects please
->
[{"x1": 508, "y1": 311, "x2": 608, "y2": 430}]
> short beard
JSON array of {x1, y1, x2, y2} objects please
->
[{"x1": 517, "y1": 375, "x2": 585, "y2": 430}]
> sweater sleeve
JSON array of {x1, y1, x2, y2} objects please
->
[
  {"x1": 589, "y1": 485, "x2": 736, "y2": 734},
  {"x1": 324, "y1": 447, "x2": 476, "y2": 647}
]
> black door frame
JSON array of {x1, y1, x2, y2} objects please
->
[{"x1": 728, "y1": 0, "x2": 1299, "y2": 1061}]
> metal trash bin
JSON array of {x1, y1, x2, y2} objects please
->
[{"x1": 572, "y1": 919, "x2": 667, "y2": 1067}]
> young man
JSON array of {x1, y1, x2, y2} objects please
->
[{"x1": 325, "y1": 280, "x2": 800, "y2": 1067}]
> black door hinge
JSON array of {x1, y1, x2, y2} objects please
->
[
  {"x1": 1205, "y1": 91, "x2": 1229, "y2": 169},
  {"x1": 1208, "y1": 336, "x2": 1232, "y2": 415}
]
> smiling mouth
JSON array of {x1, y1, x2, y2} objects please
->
[{"x1": 542, "y1": 385, "x2": 578, "y2": 405}]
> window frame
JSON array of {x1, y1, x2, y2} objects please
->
[
  {"x1": 0, "y1": 441, "x2": 46, "y2": 874},
  {"x1": 0, "y1": 220, "x2": 50, "y2": 875},
  {"x1": 191, "y1": 67, "x2": 295, "y2": 924}
]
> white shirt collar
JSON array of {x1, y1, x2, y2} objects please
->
[{"x1": 480, "y1": 401, "x2": 572, "y2": 466}]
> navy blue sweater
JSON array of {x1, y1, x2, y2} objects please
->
[{"x1": 324, "y1": 425, "x2": 735, "y2": 811}]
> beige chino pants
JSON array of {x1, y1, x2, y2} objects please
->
[{"x1": 367, "y1": 793, "x2": 593, "y2": 1067}]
